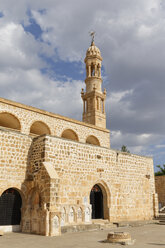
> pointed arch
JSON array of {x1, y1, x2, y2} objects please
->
[
  {"x1": 86, "y1": 135, "x2": 100, "y2": 146},
  {"x1": 30, "y1": 121, "x2": 51, "y2": 136},
  {"x1": 89, "y1": 180, "x2": 111, "y2": 220},
  {"x1": 0, "y1": 112, "x2": 21, "y2": 131},
  {"x1": 69, "y1": 207, "x2": 75, "y2": 223},
  {"x1": 61, "y1": 129, "x2": 79, "y2": 141}
]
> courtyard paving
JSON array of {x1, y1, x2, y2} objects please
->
[{"x1": 0, "y1": 224, "x2": 165, "y2": 248}]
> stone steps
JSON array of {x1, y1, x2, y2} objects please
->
[
  {"x1": 113, "y1": 220, "x2": 159, "y2": 227},
  {"x1": 61, "y1": 224, "x2": 101, "y2": 234},
  {"x1": 156, "y1": 213, "x2": 165, "y2": 225},
  {"x1": 61, "y1": 220, "x2": 116, "y2": 234},
  {"x1": 159, "y1": 206, "x2": 165, "y2": 213},
  {"x1": 61, "y1": 219, "x2": 160, "y2": 234},
  {"x1": 92, "y1": 219, "x2": 110, "y2": 225}
]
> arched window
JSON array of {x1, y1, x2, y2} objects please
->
[
  {"x1": 86, "y1": 135, "x2": 100, "y2": 146},
  {"x1": 0, "y1": 112, "x2": 21, "y2": 131},
  {"x1": 30, "y1": 121, "x2": 51, "y2": 136},
  {"x1": 61, "y1": 129, "x2": 79, "y2": 141}
]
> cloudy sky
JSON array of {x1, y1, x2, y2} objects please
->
[{"x1": 0, "y1": 0, "x2": 165, "y2": 170}]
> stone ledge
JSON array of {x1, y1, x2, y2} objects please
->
[
  {"x1": 113, "y1": 220, "x2": 159, "y2": 227},
  {"x1": 61, "y1": 224, "x2": 100, "y2": 234}
]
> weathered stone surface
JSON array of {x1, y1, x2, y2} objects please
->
[{"x1": 107, "y1": 231, "x2": 131, "y2": 243}]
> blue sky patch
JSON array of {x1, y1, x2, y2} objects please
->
[
  {"x1": 40, "y1": 54, "x2": 86, "y2": 81},
  {"x1": 0, "y1": 12, "x2": 4, "y2": 18},
  {"x1": 23, "y1": 8, "x2": 43, "y2": 40},
  {"x1": 23, "y1": 18, "x2": 43, "y2": 40}
]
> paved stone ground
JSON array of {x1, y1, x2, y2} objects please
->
[{"x1": 0, "y1": 224, "x2": 165, "y2": 248}]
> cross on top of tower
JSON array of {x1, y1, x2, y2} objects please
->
[{"x1": 90, "y1": 31, "x2": 96, "y2": 45}]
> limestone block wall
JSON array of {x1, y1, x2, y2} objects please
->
[
  {"x1": 30, "y1": 134, "x2": 156, "y2": 223},
  {"x1": 0, "y1": 128, "x2": 32, "y2": 195},
  {"x1": 0, "y1": 127, "x2": 157, "y2": 236},
  {"x1": 155, "y1": 175, "x2": 165, "y2": 208},
  {"x1": 0, "y1": 98, "x2": 110, "y2": 148}
]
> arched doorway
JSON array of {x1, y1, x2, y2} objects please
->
[
  {"x1": 90, "y1": 184, "x2": 103, "y2": 219},
  {"x1": 0, "y1": 188, "x2": 22, "y2": 225}
]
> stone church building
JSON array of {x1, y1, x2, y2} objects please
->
[{"x1": 0, "y1": 41, "x2": 158, "y2": 236}]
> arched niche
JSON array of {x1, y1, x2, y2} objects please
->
[
  {"x1": 61, "y1": 129, "x2": 79, "y2": 141},
  {"x1": 61, "y1": 207, "x2": 66, "y2": 226},
  {"x1": 69, "y1": 207, "x2": 75, "y2": 223},
  {"x1": 77, "y1": 207, "x2": 83, "y2": 222},
  {"x1": 86, "y1": 135, "x2": 100, "y2": 146},
  {"x1": 0, "y1": 112, "x2": 21, "y2": 131},
  {"x1": 30, "y1": 121, "x2": 51, "y2": 136}
]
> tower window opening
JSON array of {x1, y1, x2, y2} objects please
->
[
  {"x1": 91, "y1": 64, "x2": 95, "y2": 77},
  {"x1": 97, "y1": 64, "x2": 101, "y2": 77}
]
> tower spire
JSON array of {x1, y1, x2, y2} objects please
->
[
  {"x1": 90, "y1": 31, "x2": 95, "y2": 45},
  {"x1": 81, "y1": 40, "x2": 106, "y2": 128}
]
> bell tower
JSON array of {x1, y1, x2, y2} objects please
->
[{"x1": 81, "y1": 37, "x2": 106, "y2": 128}]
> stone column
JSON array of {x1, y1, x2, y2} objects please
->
[
  {"x1": 88, "y1": 65, "x2": 91, "y2": 77},
  {"x1": 94, "y1": 64, "x2": 97, "y2": 76}
]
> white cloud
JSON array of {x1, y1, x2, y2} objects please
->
[
  {"x1": 0, "y1": 22, "x2": 44, "y2": 69},
  {"x1": 0, "y1": 67, "x2": 83, "y2": 120}
]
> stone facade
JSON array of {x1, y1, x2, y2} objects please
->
[
  {"x1": 0, "y1": 41, "x2": 158, "y2": 236},
  {"x1": 155, "y1": 175, "x2": 165, "y2": 209}
]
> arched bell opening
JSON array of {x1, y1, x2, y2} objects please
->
[
  {"x1": 90, "y1": 183, "x2": 109, "y2": 220},
  {"x1": 0, "y1": 188, "x2": 22, "y2": 225}
]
